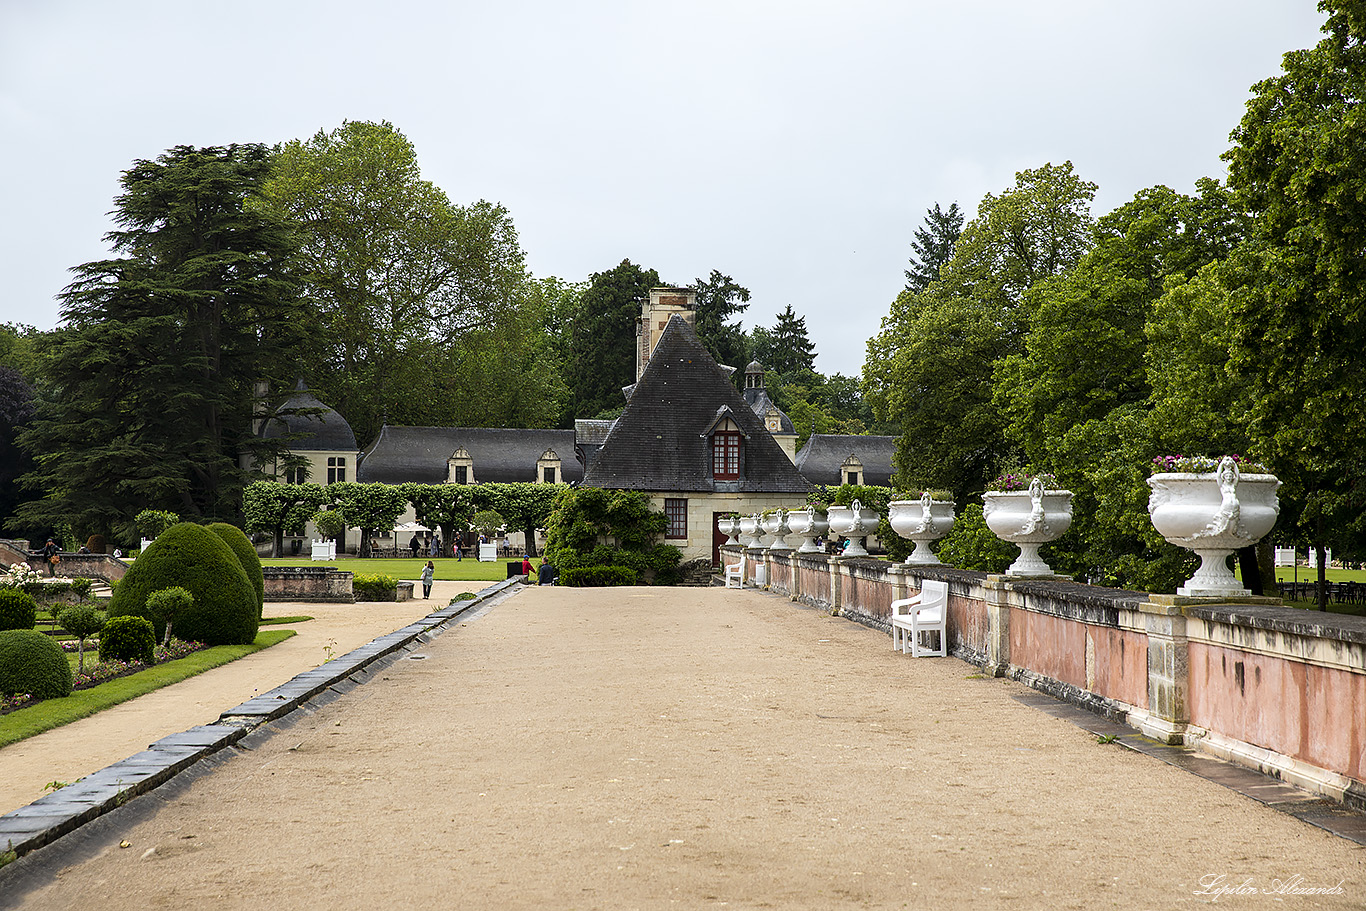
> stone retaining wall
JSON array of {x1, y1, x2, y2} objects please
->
[
  {"x1": 263, "y1": 567, "x2": 355, "y2": 602},
  {"x1": 724, "y1": 544, "x2": 1366, "y2": 810}
]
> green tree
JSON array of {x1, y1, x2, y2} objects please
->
[
  {"x1": 254, "y1": 120, "x2": 527, "y2": 444},
  {"x1": 16, "y1": 145, "x2": 305, "y2": 542},
  {"x1": 1223, "y1": 1, "x2": 1366, "y2": 601},
  {"x1": 750, "y1": 304, "x2": 817, "y2": 379},
  {"x1": 567, "y1": 259, "x2": 660, "y2": 419},
  {"x1": 327, "y1": 482, "x2": 409, "y2": 558},
  {"x1": 904, "y1": 202, "x2": 964, "y2": 292},
  {"x1": 242, "y1": 481, "x2": 328, "y2": 557},
  {"x1": 691, "y1": 270, "x2": 751, "y2": 377},
  {"x1": 401, "y1": 483, "x2": 474, "y2": 552},
  {"x1": 472, "y1": 482, "x2": 562, "y2": 557},
  {"x1": 0, "y1": 366, "x2": 36, "y2": 535}
]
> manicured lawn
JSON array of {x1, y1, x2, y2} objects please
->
[
  {"x1": 262, "y1": 556, "x2": 516, "y2": 582},
  {"x1": 0, "y1": 630, "x2": 295, "y2": 749}
]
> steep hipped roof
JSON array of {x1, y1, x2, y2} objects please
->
[
  {"x1": 795, "y1": 434, "x2": 898, "y2": 487},
  {"x1": 358, "y1": 426, "x2": 581, "y2": 485},
  {"x1": 260, "y1": 381, "x2": 358, "y2": 453},
  {"x1": 583, "y1": 317, "x2": 811, "y2": 493}
]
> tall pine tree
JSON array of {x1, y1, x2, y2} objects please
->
[
  {"x1": 16, "y1": 145, "x2": 306, "y2": 541},
  {"x1": 904, "y1": 202, "x2": 964, "y2": 292}
]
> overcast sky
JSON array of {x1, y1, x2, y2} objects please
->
[{"x1": 0, "y1": 0, "x2": 1329, "y2": 377}]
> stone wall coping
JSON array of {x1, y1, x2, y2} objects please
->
[
  {"x1": 1184, "y1": 602, "x2": 1366, "y2": 647},
  {"x1": 263, "y1": 566, "x2": 346, "y2": 576}
]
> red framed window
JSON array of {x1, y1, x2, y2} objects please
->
[
  {"x1": 665, "y1": 498, "x2": 688, "y2": 538},
  {"x1": 712, "y1": 432, "x2": 741, "y2": 479}
]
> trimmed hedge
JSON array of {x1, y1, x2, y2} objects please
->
[
  {"x1": 0, "y1": 629, "x2": 73, "y2": 698},
  {"x1": 99, "y1": 615, "x2": 156, "y2": 664},
  {"x1": 108, "y1": 522, "x2": 258, "y2": 645},
  {"x1": 353, "y1": 574, "x2": 398, "y2": 602},
  {"x1": 207, "y1": 522, "x2": 265, "y2": 619},
  {"x1": 0, "y1": 589, "x2": 38, "y2": 631},
  {"x1": 561, "y1": 565, "x2": 637, "y2": 587}
]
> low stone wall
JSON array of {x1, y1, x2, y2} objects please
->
[
  {"x1": 1, "y1": 541, "x2": 128, "y2": 583},
  {"x1": 263, "y1": 567, "x2": 355, "y2": 603},
  {"x1": 724, "y1": 544, "x2": 1366, "y2": 810}
]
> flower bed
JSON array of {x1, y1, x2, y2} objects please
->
[{"x1": 0, "y1": 638, "x2": 206, "y2": 715}]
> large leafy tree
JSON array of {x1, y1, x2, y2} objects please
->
[
  {"x1": 254, "y1": 120, "x2": 527, "y2": 443},
  {"x1": 1223, "y1": 1, "x2": 1366, "y2": 595},
  {"x1": 242, "y1": 481, "x2": 329, "y2": 557},
  {"x1": 865, "y1": 163, "x2": 1097, "y2": 498},
  {"x1": 17, "y1": 145, "x2": 306, "y2": 541},
  {"x1": 904, "y1": 202, "x2": 964, "y2": 292},
  {"x1": 566, "y1": 259, "x2": 659, "y2": 419}
]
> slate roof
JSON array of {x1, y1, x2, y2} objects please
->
[
  {"x1": 743, "y1": 388, "x2": 796, "y2": 434},
  {"x1": 583, "y1": 317, "x2": 811, "y2": 493},
  {"x1": 795, "y1": 434, "x2": 899, "y2": 487},
  {"x1": 260, "y1": 381, "x2": 358, "y2": 452},
  {"x1": 358, "y1": 426, "x2": 581, "y2": 485}
]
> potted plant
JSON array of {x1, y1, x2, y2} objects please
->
[
  {"x1": 982, "y1": 471, "x2": 1072, "y2": 577},
  {"x1": 888, "y1": 490, "x2": 956, "y2": 565},
  {"x1": 1147, "y1": 455, "x2": 1280, "y2": 597},
  {"x1": 826, "y1": 499, "x2": 880, "y2": 557}
]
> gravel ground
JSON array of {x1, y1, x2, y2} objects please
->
[{"x1": 1, "y1": 584, "x2": 1361, "y2": 909}]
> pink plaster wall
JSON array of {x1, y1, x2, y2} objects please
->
[
  {"x1": 1189, "y1": 643, "x2": 1366, "y2": 783},
  {"x1": 950, "y1": 594, "x2": 988, "y2": 655},
  {"x1": 1090, "y1": 625, "x2": 1147, "y2": 708},
  {"x1": 844, "y1": 571, "x2": 894, "y2": 621},
  {"x1": 1011, "y1": 608, "x2": 1087, "y2": 689}
]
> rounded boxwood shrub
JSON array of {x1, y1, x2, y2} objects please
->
[
  {"x1": 108, "y1": 522, "x2": 258, "y2": 645},
  {"x1": 0, "y1": 629, "x2": 73, "y2": 698},
  {"x1": 561, "y1": 565, "x2": 637, "y2": 587},
  {"x1": 0, "y1": 588, "x2": 38, "y2": 631},
  {"x1": 207, "y1": 522, "x2": 264, "y2": 619},
  {"x1": 98, "y1": 615, "x2": 155, "y2": 664}
]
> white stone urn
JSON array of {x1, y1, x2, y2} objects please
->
[
  {"x1": 982, "y1": 478, "x2": 1073, "y2": 577},
  {"x1": 826, "y1": 499, "x2": 880, "y2": 558},
  {"x1": 759, "y1": 510, "x2": 794, "y2": 552},
  {"x1": 888, "y1": 493, "x2": 956, "y2": 565},
  {"x1": 738, "y1": 514, "x2": 761, "y2": 548},
  {"x1": 717, "y1": 515, "x2": 740, "y2": 547},
  {"x1": 1147, "y1": 457, "x2": 1281, "y2": 597},
  {"x1": 786, "y1": 506, "x2": 830, "y2": 553}
]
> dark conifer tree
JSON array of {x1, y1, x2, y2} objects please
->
[{"x1": 904, "y1": 202, "x2": 964, "y2": 292}]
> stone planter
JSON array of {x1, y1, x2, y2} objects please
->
[
  {"x1": 983, "y1": 480, "x2": 1073, "y2": 577},
  {"x1": 826, "y1": 499, "x2": 880, "y2": 558},
  {"x1": 717, "y1": 515, "x2": 740, "y2": 547},
  {"x1": 1148, "y1": 458, "x2": 1281, "y2": 597},
  {"x1": 738, "y1": 514, "x2": 761, "y2": 549},
  {"x1": 759, "y1": 510, "x2": 793, "y2": 552},
  {"x1": 786, "y1": 507, "x2": 829, "y2": 553},
  {"x1": 888, "y1": 495, "x2": 955, "y2": 565}
]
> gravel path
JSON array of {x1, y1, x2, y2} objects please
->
[
  {"x1": 0, "y1": 580, "x2": 485, "y2": 816},
  {"x1": 2, "y1": 585, "x2": 1362, "y2": 909}
]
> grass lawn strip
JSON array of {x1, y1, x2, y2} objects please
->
[
  {"x1": 0, "y1": 630, "x2": 294, "y2": 750},
  {"x1": 263, "y1": 556, "x2": 514, "y2": 582}
]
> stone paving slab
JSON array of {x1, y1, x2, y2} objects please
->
[{"x1": 0, "y1": 580, "x2": 518, "y2": 861}]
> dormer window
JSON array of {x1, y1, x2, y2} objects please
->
[
  {"x1": 447, "y1": 447, "x2": 474, "y2": 485},
  {"x1": 537, "y1": 448, "x2": 563, "y2": 484},
  {"x1": 841, "y1": 454, "x2": 864, "y2": 487},
  {"x1": 712, "y1": 430, "x2": 742, "y2": 479}
]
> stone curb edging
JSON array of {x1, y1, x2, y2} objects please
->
[{"x1": 0, "y1": 577, "x2": 524, "y2": 861}]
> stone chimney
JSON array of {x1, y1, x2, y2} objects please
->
[{"x1": 636, "y1": 287, "x2": 697, "y2": 382}]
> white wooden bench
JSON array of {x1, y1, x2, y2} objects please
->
[{"x1": 890, "y1": 579, "x2": 948, "y2": 657}]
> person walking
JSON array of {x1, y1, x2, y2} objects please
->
[
  {"x1": 420, "y1": 561, "x2": 434, "y2": 599},
  {"x1": 41, "y1": 538, "x2": 60, "y2": 577}
]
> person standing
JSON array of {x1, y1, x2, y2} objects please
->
[
  {"x1": 521, "y1": 554, "x2": 532, "y2": 578},
  {"x1": 409, "y1": 535, "x2": 421, "y2": 558},
  {"x1": 41, "y1": 538, "x2": 59, "y2": 577},
  {"x1": 421, "y1": 560, "x2": 434, "y2": 599}
]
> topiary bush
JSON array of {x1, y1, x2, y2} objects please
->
[
  {"x1": 0, "y1": 589, "x2": 38, "y2": 631},
  {"x1": 0, "y1": 629, "x2": 73, "y2": 698},
  {"x1": 107, "y1": 522, "x2": 258, "y2": 645},
  {"x1": 561, "y1": 565, "x2": 638, "y2": 587},
  {"x1": 98, "y1": 615, "x2": 156, "y2": 664},
  {"x1": 145, "y1": 586, "x2": 194, "y2": 645},
  {"x1": 207, "y1": 522, "x2": 264, "y2": 619},
  {"x1": 353, "y1": 574, "x2": 398, "y2": 601}
]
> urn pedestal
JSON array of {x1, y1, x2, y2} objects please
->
[
  {"x1": 760, "y1": 510, "x2": 794, "y2": 552},
  {"x1": 888, "y1": 496, "x2": 955, "y2": 565},
  {"x1": 717, "y1": 515, "x2": 740, "y2": 547},
  {"x1": 826, "y1": 500, "x2": 880, "y2": 558},
  {"x1": 983, "y1": 481, "x2": 1073, "y2": 577},
  {"x1": 737, "y1": 514, "x2": 760, "y2": 549},
  {"x1": 1148, "y1": 460, "x2": 1281, "y2": 598}
]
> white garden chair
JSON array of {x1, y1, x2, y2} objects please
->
[{"x1": 890, "y1": 579, "x2": 948, "y2": 657}]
